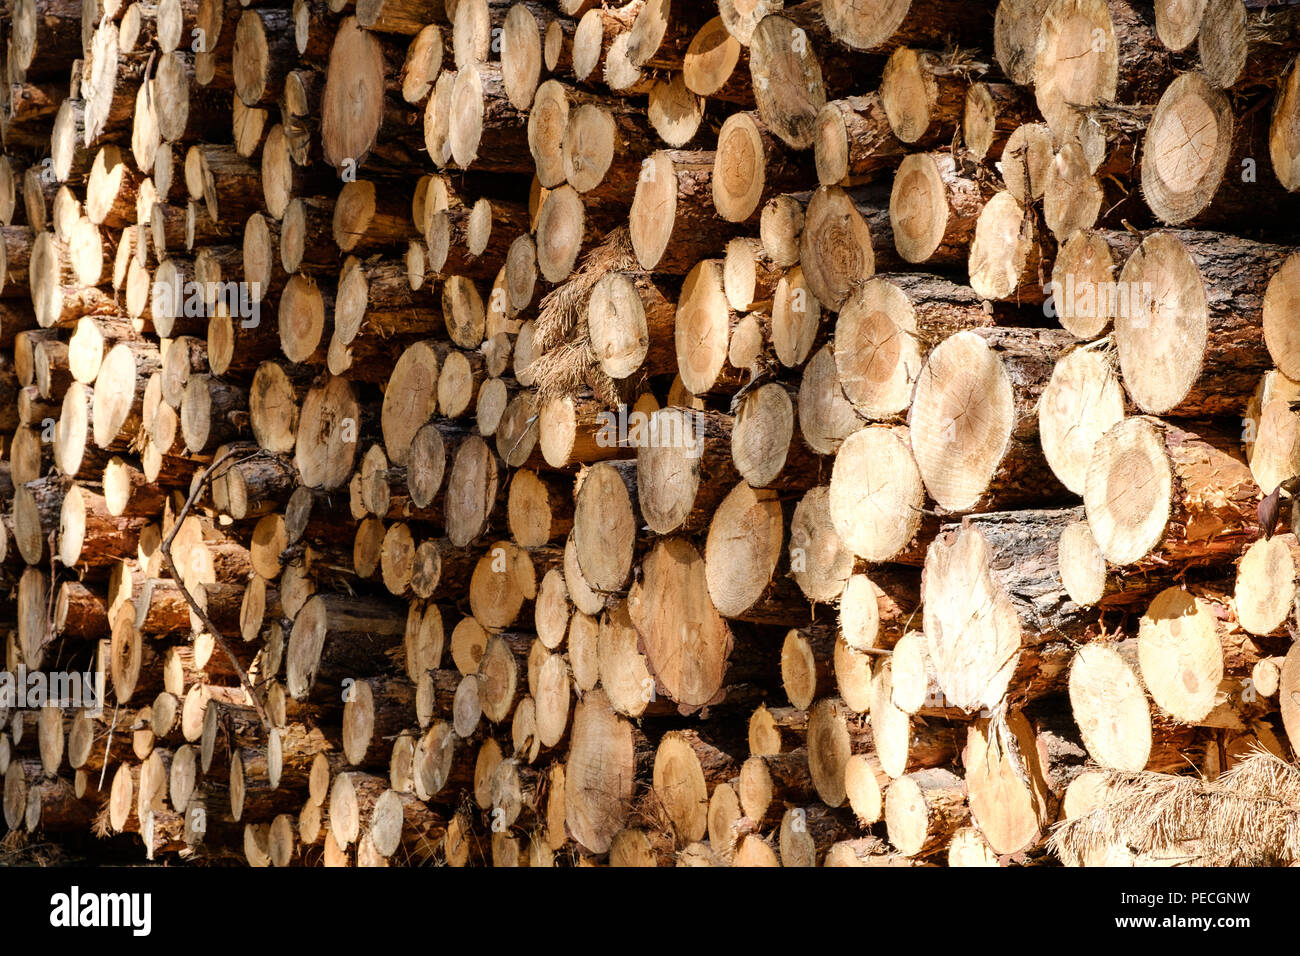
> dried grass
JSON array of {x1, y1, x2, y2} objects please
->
[
  {"x1": 1049, "y1": 748, "x2": 1300, "y2": 866},
  {"x1": 531, "y1": 227, "x2": 638, "y2": 407}
]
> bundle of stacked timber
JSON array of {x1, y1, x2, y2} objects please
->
[{"x1": 0, "y1": 0, "x2": 1299, "y2": 868}]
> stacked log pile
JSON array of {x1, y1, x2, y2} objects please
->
[{"x1": 0, "y1": 0, "x2": 1299, "y2": 867}]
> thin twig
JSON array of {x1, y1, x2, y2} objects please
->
[
  {"x1": 97, "y1": 702, "x2": 117, "y2": 792},
  {"x1": 159, "y1": 447, "x2": 271, "y2": 730}
]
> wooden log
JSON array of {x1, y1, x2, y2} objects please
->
[
  {"x1": 1114, "y1": 230, "x2": 1285, "y2": 417},
  {"x1": 908, "y1": 327, "x2": 1073, "y2": 514},
  {"x1": 1084, "y1": 416, "x2": 1260, "y2": 569}
]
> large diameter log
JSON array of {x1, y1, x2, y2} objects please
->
[
  {"x1": 747, "y1": 14, "x2": 826, "y2": 150},
  {"x1": 630, "y1": 150, "x2": 741, "y2": 273},
  {"x1": 889, "y1": 151, "x2": 993, "y2": 265},
  {"x1": 922, "y1": 510, "x2": 1100, "y2": 713},
  {"x1": 961, "y1": 712, "x2": 1051, "y2": 855},
  {"x1": 832, "y1": 274, "x2": 996, "y2": 421},
  {"x1": 321, "y1": 17, "x2": 386, "y2": 172},
  {"x1": 908, "y1": 327, "x2": 1072, "y2": 514},
  {"x1": 1084, "y1": 417, "x2": 1259, "y2": 568},
  {"x1": 1033, "y1": 0, "x2": 1188, "y2": 144},
  {"x1": 564, "y1": 688, "x2": 641, "y2": 854},
  {"x1": 1141, "y1": 72, "x2": 1298, "y2": 226},
  {"x1": 1115, "y1": 230, "x2": 1284, "y2": 417},
  {"x1": 627, "y1": 537, "x2": 733, "y2": 711},
  {"x1": 705, "y1": 480, "x2": 808, "y2": 625},
  {"x1": 286, "y1": 593, "x2": 407, "y2": 700},
  {"x1": 1132, "y1": 582, "x2": 1282, "y2": 728}
]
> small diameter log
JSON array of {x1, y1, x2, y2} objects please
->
[
  {"x1": 58, "y1": 482, "x2": 148, "y2": 569},
  {"x1": 799, "y1": 343, "x2": 866, "y2": 455},
  {"x1": 967, "y1": 191, "x2": 1049, "y2": 303},
  {"x1": 1037, "y1": 344, "x2": 1126, "y2": 496},
  {"x1": 963, "y1": 82, "x2": 1038, "y2": 163},
  {"x1": 820, "y1": 0, "x2": 994, "y2": 52},
  {"x1": 732, "y1": 382, "x2": 822, "y2": 491},
  {"x1": 445, "y1": 434, "x2": 504, "y2": 547},
  {"x1": 54, "y1": 580, "x2": 109, "y2": 639},
  {"x1": 30, "y1": 232, "x2": 114, "y2": 328},
  {"x1": 827, "y1": 424, "x2": 926, "y2": 563},
  {"x1": 1236, "y1": 534, "x2": 1300, "y2": 638},
  {"x1": 712, "y1": 111, "x2": 803, "y2": 225},
  {"x1": 333, "y1": 180, "x2": 422, "y2": 256},
  {"x1": 636, "y1": 407, "x2": 736, "y2": 534},
  {"x1": 446, "y1": 62, "x2": 532, "y2": 173},
  {"x1": 295, "y1": 375, "x2": 362, "y2": 491},
  {"x1": 798, "y1": 184, "x2": 877, "y2": 311},
  {"x1": 93, "y1": 340, "x2": 161, "y2": 447},
  {"x1": 674, "y1": 258, "x2": 747, "y2": 395},
  {"x1": 342, "y1": 677, "x2": 417, "y2": 767},
  {"x1": 1198, "y1": 0, "x2": 1300, "y2": 90},
  {"x1": 507, "y1": 470, "x2": 573, "y2": 547},
  {"x1": 572, "y1": 459, "x2": 638, "y2": 593},
  {"x1": 586, "y1": 270, "x2": 677, "y2": 381},
  {"x1": 1045, "y1": 229, "x2": 1141, "y2": 340}
]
